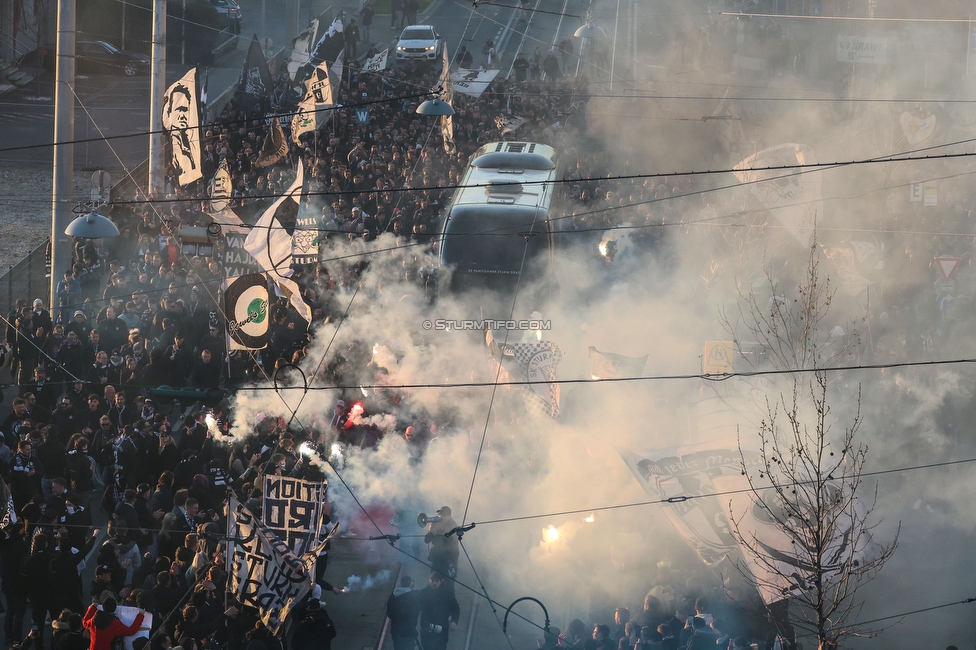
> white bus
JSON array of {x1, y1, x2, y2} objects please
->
[{"x1": 438, "y1": 141, "x2": 560, "y2": 292}]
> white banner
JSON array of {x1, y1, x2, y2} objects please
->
[
  {"x1": 363, "y1": 48, "x2": 389, "y2": 73},
  {"x1": 451, "y1": 68, "x2": 500, "y2": 98}
]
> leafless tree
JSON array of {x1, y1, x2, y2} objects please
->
[
  {"x1": 720, "y1": 237, "x2": 865, "y2": 373},
  {"x1": 723, "y1": 245, "x2": 897, "y2": 650},
  {"x1": 731, "y1": 374, "x2": 898, "y2": 649}
]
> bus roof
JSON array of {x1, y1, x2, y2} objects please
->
[{"x1": 451, "y1": 142, "x2": 558, "y2": 211}]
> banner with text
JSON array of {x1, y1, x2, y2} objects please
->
[
  {"x1": 262, "y1": 475, "x2": 327, "y2": 556},
  {"x1": 227, "y1": 497, "x2": 313, "y2": 633}
]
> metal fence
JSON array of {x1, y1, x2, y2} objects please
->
[{"x1": 0, "y1": 239, "x2": 51, "y2": 314}]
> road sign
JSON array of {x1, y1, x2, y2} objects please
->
[
  {"x1": 937, "y1": 292, "x2": 954, "y2": 312},
  {"x1": 934, "y1": 256, "x2": 961, "y2": 281},
  {"x1": 703, "y1": 340, "x2": 734, "y2": 375}
]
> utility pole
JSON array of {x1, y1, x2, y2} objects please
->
[
  {"x1": 50, "y1": 0, "x2": 75, "y2": 309},
  {"x1": 149, "y1": 0, "x2": 167, "y2": 195},
  {"x1": 287, "y1": 0, "x2": 299, "y2": 46}
]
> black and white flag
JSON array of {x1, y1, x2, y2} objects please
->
[
  {"x1": 222, "y1": 273, "x2": 270, "y2": 350},
  {"x1": 307, "y1": 16, "x2": 344, "y2": 69},
  {"x1": 237, "y1": 35, "x2": 275, "y2": 112},
  {"x1": 291, "y1": 62, "x2": 333, "y2": 144},
  {"x1": 255, "y1": 116, "x2": 288, "y2": 168},
  {"x1": 208, "y1": 157, "x2": 232, "y2": 213},
  {"x1": 161, "y1": 67, "x2": 202, "y2": 186},
  {"x1": 243, "y1": 161, "x2": 312, "y2": 322},
  {"x1": 226, "y1": 496, "x2": 313, "y2": 634},
  {"x1": 262, "y1": 476, "x2": 327, "y2": 556},
  {"x1": 363, "y1": 48, "x2": 388, "y2": 73}
]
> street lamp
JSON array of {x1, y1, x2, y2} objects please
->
[
  {"x1": 64, "y1": 208, "x2": 121, "y2": 238},
  {"x1": 574, "y1": 15, "x2": 606, "y2": 78},
  {"x1": 416, "y1": 96, "x2": 455, "y2": 116}
]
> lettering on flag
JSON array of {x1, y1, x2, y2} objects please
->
[
  {"x1": 226, "y1": 497, "x2": 312, "y2": 633},
  {"x1": 223, "y1": 274, "x2": 269, "y2": 350},
  {"x1": 495, "y1": 339, "x2": 564, "y2": 418},
  {"x1": 363, "y1": 48, "x2": 388, "y2": 72},
  {"x1": 306, "y1": 63, "x2": 333, "y2": 105},
  {"x1": 451, "y1": 68, "x2": 499, "y2": 98},
  {"x1": 262, "y1": 476, "x2": 327, "y2": 556},
  {"x1": 161, "y1": 68, "x2": 202, "y2": 186}
]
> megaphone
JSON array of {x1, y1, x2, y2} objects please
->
[{"x1": 417, "y1": 512, "x2": 442, "y2": 528}]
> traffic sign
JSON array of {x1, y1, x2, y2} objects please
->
[{"x1": 934, "y1": 256, "x2": 961, "y2": 281}]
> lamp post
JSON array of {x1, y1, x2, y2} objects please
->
[
  {"x1": 50, "y1": 0, "x2": 75, "y2": 310},
  {"x1": 574, "y1": 18, "x2": 607, "y2": 78}
]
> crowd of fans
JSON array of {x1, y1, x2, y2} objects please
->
[
  {"x1": 0, "y1": 14, "x2": 603, "y2": 650},
  {"x1": 4, "y1": 3, "x2": 973, "y2": 649}
]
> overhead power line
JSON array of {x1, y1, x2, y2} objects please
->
[{"x1": 171, "y1": 356, "x2": 976, "y2": 393}]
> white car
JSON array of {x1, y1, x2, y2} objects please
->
[{"x1": 395, "y1": 25, "x2": 443, "y2": 63}]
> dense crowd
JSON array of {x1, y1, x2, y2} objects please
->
[
  {"x1": 0, "y1": 15, "x2": 601, "y2": 650},
  {"x1": 4, "y1": 4, "x2": 974, "y2": 649}
]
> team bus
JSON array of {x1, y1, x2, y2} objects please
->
[{"x1": 438, "y1": 141, "x2": 560, "y2": 293}]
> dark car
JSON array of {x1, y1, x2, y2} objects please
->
[
  {"x1": 19, "y1": 40, "x2": 150, "y2": 76},
  {"x1": 209, "y1": 0, "x2": 242, "y2": 37}
]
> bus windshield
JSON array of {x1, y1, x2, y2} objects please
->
[{"x1": 441, "y1": 207, "x2": 548, "y2": 277}]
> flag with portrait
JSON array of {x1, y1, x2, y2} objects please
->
[{"x1": 161, "y1": 67, "x2": 202, "y2": 186}]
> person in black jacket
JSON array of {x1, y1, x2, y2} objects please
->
[
  {"x1": 386, "y1": 575, "x2": 420, "y2": 650},
  {"x1": 48, "y1": 528, "x2": 101, "y2": 616},
  {"x1": 417, "y1": 572, "x2": 459, "y2": 650},
  {"x1": 21, "y1": 534, "x2": 56, "y2": 648},
  {"x1": 0, "y1": 522, "x2": 30, "y2": 645},
  {"x1": 291, "y1": 597, "x2": 337, "y2": 650}
]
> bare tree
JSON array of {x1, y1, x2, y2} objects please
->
[
  {"x1": 723, "y1": 245, "x2": 898, "y2": 649},
  {"x1": 720, "y1": 238, "x2": 865, "y2": 373}
]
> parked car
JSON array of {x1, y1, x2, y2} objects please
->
[
  {"x1": 19, "y1": 40, "x2": 150, "y2": 76},
  {"x1": 209, "y1": 0, "x2": 242, "y2": 37},
  {"x1": 395, "y1": 25, "x2": 443, "y2": 64}
]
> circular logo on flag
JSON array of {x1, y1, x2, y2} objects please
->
[{"x1": 225, "y1": 274, "x2": 270, "y2": 349}]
